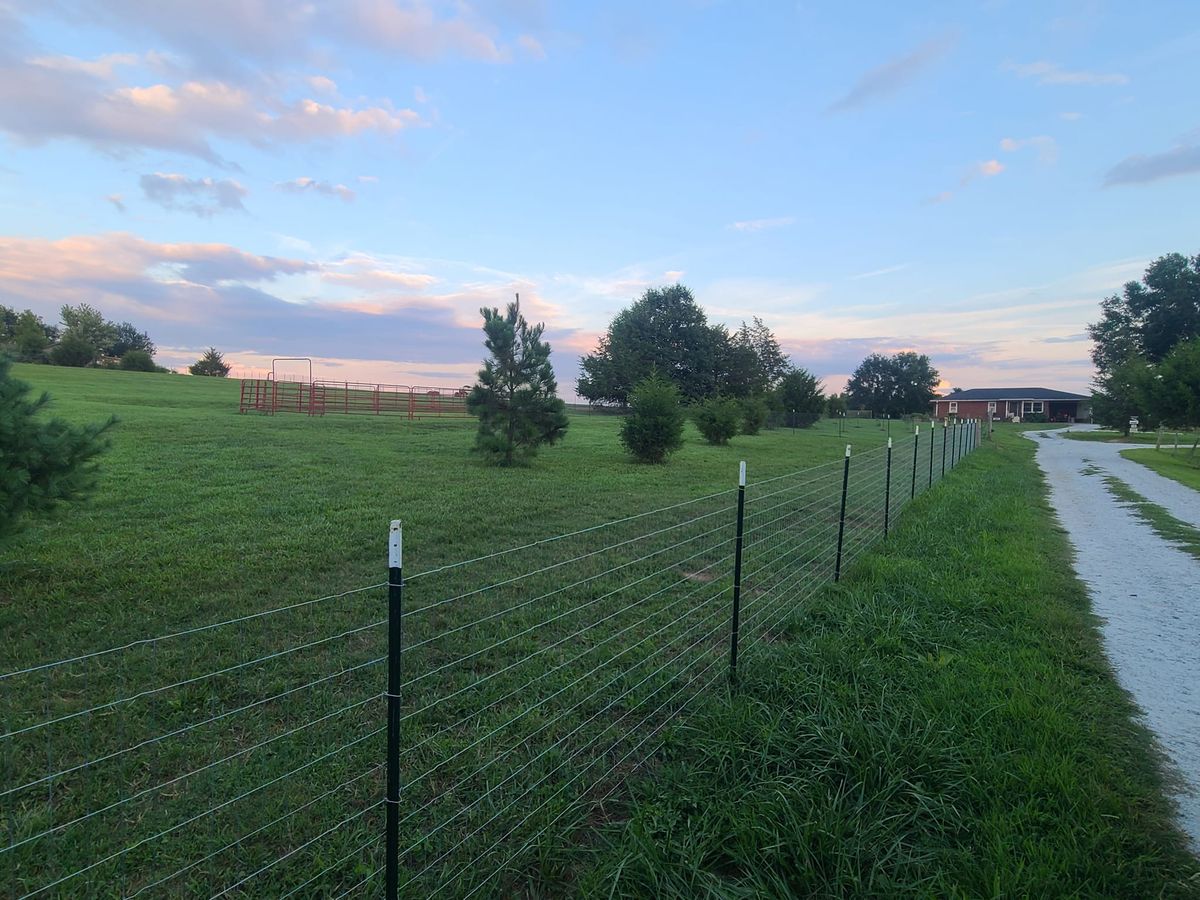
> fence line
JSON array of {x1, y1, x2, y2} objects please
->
[{"x1": 2, "y1": 419, "x2": 983, "y2": 898}]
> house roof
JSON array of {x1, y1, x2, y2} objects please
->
[{"x1": 933, "y1": 387, "x2": 1089, "y2": 402}]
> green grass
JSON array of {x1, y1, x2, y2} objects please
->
[
  {"x1": 567, "y1": 429, "x2": 1200, "y2": 898},
  {"x1": 5, "y1": 369, "x2": 1187, "y2": 897},
  {"x1": 1100, "y1": 474, "x2": 1200, "y2": 562},
  {"x1": 3, "y1": 364, "x2": 964, "y2": 898},
  {"x1": 1064, "y1": 429, "x2": 1160, "y2": 443},
  {"x1": 1122, "y1": 448, "x2": 1200, "y2": 494},
  {"x1": 1065, "y1": 429, "x2": 1200, "y2": 446}
]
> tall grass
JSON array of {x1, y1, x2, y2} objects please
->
[{"x1": 570, "y1": 430, "x2": 1200, "y2": 898}]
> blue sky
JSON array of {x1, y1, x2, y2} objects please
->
[{"x1": 2, "y1": 1, "x2": 1199, "y2": 395}]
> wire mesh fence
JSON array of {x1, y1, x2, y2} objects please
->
[{"x1": 2, "y1": 420, "x2": 983, "y2": 898}]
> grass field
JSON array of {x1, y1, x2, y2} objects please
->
[
  {"x1": 570, "y1": 428, "x2": 1200, "y2": 897},
  {"x1": 4, "y1": 367, "x2": 1189, "y2": 896},
  {"x1": 3, "y1": 365, "x2": 975, "y2": 898},
  {"x1": 2, "y1": 365, "x2": 907, "y2": 657},
  {"x1": 1122, "y1": 447, "x2": 1200, "y2": 494},
  {"x1": 1064, "y1": 429, "x2": 1162, "y2": 444}
]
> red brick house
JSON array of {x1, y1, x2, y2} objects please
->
[{"x1": 931, "y1": 387, "x2": 1090, "y2": 423}]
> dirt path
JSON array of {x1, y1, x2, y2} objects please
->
[{"x1": 1025, "y1": 427, "x2": 1200, "y2": 853}]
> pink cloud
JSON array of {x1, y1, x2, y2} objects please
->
[
  {"x1": 0, "y1": 55, "x2": 421, "y2": 162},
  {"x1": 0, "y1": 232, "x2": 313, "y2": 319},
  {"x1": 61, "y1": 0, "x2": 527, "y2": 69},
  {"x1": 277, "y1": 177, "x2": 357, "y2": 202},
  {"x1": 336, "y1": 0, "x2": 510, "y2": 62}
]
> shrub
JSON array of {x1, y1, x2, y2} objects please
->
[
  {"x1": 693, "y1": 398, "x2": 740, "y2": 445},
  {"x1": 620, "y1": 374, "x2": 686, "y2": 463},
  {"x1": 0, "y1": 357, "x2": 115, "y2": 540},
  {"x1": 119, "y1": 349, "x2": 157, "y2": 372},
  {"x1": 49, "y1": 331, "x2": 97, "y2": 367},
  {"x1": 739, "y1": 396, "x2": 769, "y2": 435}
]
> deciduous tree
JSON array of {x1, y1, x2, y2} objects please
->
[
  {"x1": 579, "y1": 284, "x2": 724, "y2": 405},
  {"x1": 1089, "y1": 252, "x2": 1200, "y2": 368},
  {"x1": 846, "y1": 352, "x2": 939, "y2": 416},
  {"x1": 1143, "y1": 339, "x2": 1200, "y2": 449}
]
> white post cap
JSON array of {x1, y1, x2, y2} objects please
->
[{"x1": 389, "y1": 520, "x2": 402, "y2": 568}]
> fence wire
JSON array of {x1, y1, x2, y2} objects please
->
[{"x1": 1, "y1": 421, "x2": 981, "y2": 898}]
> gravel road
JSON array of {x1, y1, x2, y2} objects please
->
[{"x1": 1025, "y1": 427, "x2": 1200, "y2": 852}]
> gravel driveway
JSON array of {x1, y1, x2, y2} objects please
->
[{"x1": 1025, "y1": 427, "x2": 1200, "y2": 852}]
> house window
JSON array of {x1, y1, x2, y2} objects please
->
[
  {"x1": 987, "y1": 401, "x2": 996, "y2": 413},
  {"x1": 1021, "y1": 401, "x2": 1044, "y2": 415},
  {"x1": 948, "y1": 401, "x2": 958, "y2": 414}
]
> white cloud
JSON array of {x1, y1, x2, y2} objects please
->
[
  {"x1": 140, "y1": 172, "x2": 248, "y2": 216},
  {"x1": 1000, "y1": 135, "x2": 1058, "y2": 163},
  {"x1": 927, "y1": 160, "x2": 1004, "y2": 204},
  {"x1": 27, "y1": 52, "x2": 143, "y2": 79},
  {"x1": 0, "y1": 54, "x2": 422, "y2": 163},
  {"x1": 517, "y1": 34, "x2": 546, "y2": 60},
  {"x1": 106, "y1": 193, "x2": 126, "y2": 212},
  {"x1": 850, "y1": 263, "x2": 909, "y2": 280},
  {"x1": 1060, "y1": 111, "x2": 1083, "y2": 121},
  {"x1": 277, "y1": 176, "x2": 356, "y2": 202},
  {"x1": 729, "y1": 216, "x2": 795, "y2": 233},
  {"x1": 306, "y1": 75, "x2": 337, "y2": 94},
  {"x1": 59, "y1": 0, "x2": 525, "y2": 69},
  {"x1": 1004, "y1": 61, "x2": 1129, "y2": 86}
]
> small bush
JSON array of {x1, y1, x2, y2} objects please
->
[
  {"x1": 620, "y1": 374, "x2": 686, "y2": 463},
  {"x1": 1023, "y1": 412, "x2": 1047, "y2": 424},
  {"x1": 49, "y1": 332, "x2": 97, "y2": 367},
  {"x1": 739, "y1": 396, "x2": 769, "y2": 435},
  {"x1": 693, "y1": 398, "x2": 741, "y2": 445},
  {"x1": 119, "y1": 349, "x2": 157, "y2": 372}
]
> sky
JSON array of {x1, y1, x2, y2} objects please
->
[{"x1": 2, "y1": 1, "x2": 1199, "y2": 396}]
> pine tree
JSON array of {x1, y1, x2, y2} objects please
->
[
  {"x1": 467, "y1": 297, "x2": 568, "y2": 466},
  {"x1": 1, "y1": 357, "x2": 115, "y2": 540},
  {"x1": 189, "y1": 347, "x2": 231, "y2": 377},
  {"x1": 620, "y1": 373, "x2": 685, "y2": 463}
]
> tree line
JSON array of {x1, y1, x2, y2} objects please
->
[
  {"x1": 1088, "y1": 252, "x2": 1200, "y2": 443},
  {"x1": 578, "y1": 284, "x2": 938, "y2": 420},
  {"x1": 467, "y1": 284, "x2": 942, "y2": 466},
  {"x1": 1, "y1": 303, "x2": 233, "y2": 376},
  {"x1": 1, "y1": 303, "x2": 160, "y2": 371}
]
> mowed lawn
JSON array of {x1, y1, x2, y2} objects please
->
[
  {"x1": 2, "y1": 364, "x2": 898, "y2": 660},
  {"x1": 3, "y1": 364, "x2": 915, "y2": 898},
  {"x1": 1122, "y1": 447, "x2": 1200, "y2": 493},
  {"x1": 4, "y1": 367, "x2": 1193, "y2": 897}
]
